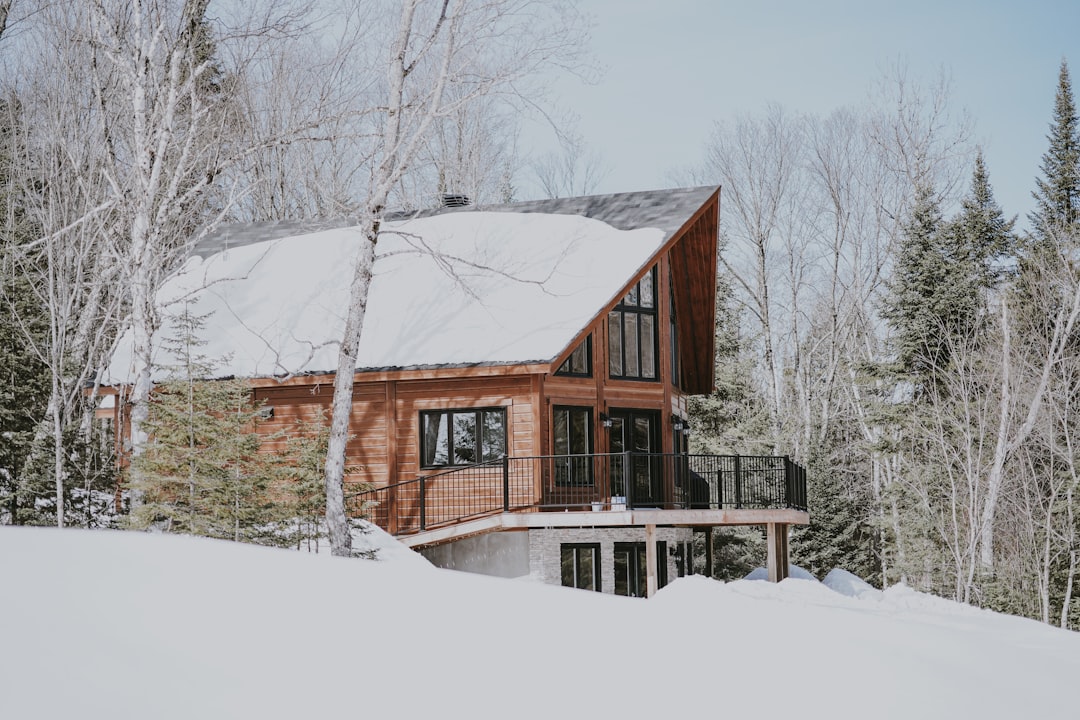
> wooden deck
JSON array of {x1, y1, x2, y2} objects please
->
[{"x1": 398, "y1": 506, "x2": 810, "y2": 549}]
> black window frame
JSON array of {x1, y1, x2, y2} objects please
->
[
  {"x1": 552, "y1": 405, "x2": 593, "y2": 487},
  {"x1": 608, "y1": 266, "x2": 659, "y2": 382},
  {"x1": 560, "y1": 543, "x2": 601, "y2": 591},
  {"x1": 419, "y1": 407, "x2": 508, "y2": 469},
  {"x1": 555, "y1": 335, "x2": 593, "y2": 377},
  {"x1": 613, "y1": 541, "x2": 668, "y2": 597}
]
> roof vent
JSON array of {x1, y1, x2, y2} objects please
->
[{"x1": 440, "y1": 193, "x2": 471, "y2": 208}]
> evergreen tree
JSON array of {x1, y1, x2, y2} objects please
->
[
  {"x1": 277, "y1": 411, "x2": 331, "y2": 551},
  {"x1": 939, "y1": 151, "x2": 1017, "y2": 336},
  {"x1": 881, "y1": 183, "x2": 949, "y2": 375},
  {"x1": 882, "y1": 163, "x2": 1012, "y2": 378},
  {"x1": 689, "y1": 265, "x2": 773, "y2": 455},
  {"x1": 791, "y1": 439, "x2": 879, "y2": 585},
  {"x1": 128, "y1": 307, "x2": 287, "y2": 545},
  {"x1": 1031, "y1": 59, "x2": 1080, "y2": 241},
  {"x1": 0, "y1": 97, "x2": 50, "y2": 525}
]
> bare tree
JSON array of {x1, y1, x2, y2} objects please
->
[
  {"x1": 532, "y1": 129, "x2": 608, "y2": 200},
  {"x1": 319, "y1": 0, "x2": 586, "y2": 556},
  {"x1": 1, "y1": 6, "x2": 124, "y2": 526},
  {"x1": 702, "y1": 105, "x2": 806, "y2": 451}
]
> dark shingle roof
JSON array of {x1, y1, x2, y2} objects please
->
[{"x1": 194, "y1": 186, "x2": 719, "y2": 258}]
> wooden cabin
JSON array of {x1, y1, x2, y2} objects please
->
[{"x1": 104, "y1": 186, "x2": 808, "y2": 595}]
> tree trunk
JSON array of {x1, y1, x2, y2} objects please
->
[{"x1": 323, "y1": 224, "x2": 378, "y2": 557}]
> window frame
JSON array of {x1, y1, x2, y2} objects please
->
[
  {"x1": 560, "y1": 543, "x2": 602, "y2": 591},
  {"x1": 555, "y1": 335, "x2": 593, "y2": 377},
  {"x1": 608, "y1": 266, "x2": 660, "y2": 382},
  {"x1": 418, "y1": 407, "x2": 508, "y2": 469},
  {"x1": 552, "y1": 405, "x2": 594, "y2": 487}
]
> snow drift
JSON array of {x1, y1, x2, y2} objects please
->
[{"x1": 1, "y1": 527, "x2": 1078, "y2": 719}]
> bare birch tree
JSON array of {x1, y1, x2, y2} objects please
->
[{"x1": 321, "y1": 0, "x2": 586, "y2": 556}]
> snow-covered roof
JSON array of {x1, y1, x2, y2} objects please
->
[{"x1": 105, "y1": 187, "x2": 718, "y2": 383}]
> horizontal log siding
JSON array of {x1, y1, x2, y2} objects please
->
[
  {"x1": 543, "y1": 375, "x2": 598, "y2": 404},
  {"x1": 602, "y1": 384, "x2": 667, "y2": 410},
  {"x1": 254, "y1": 382, "x2": 388, "y2": 492},
  {"x1": 255, "y1": 373, "x2": 541, "y2": 495},
  {"x1": 394, "y1": 375, "x2": 537, "y2": 482}
]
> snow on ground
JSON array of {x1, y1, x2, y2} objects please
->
[
  {"x1": 105, "y1": 212, "x2": 665, "y2": 382},
  {"x1": 2, "y1": 527, "x2": 1078, "y2": 719}
]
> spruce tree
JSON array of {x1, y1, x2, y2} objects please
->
[
  {"x1": 881, "y1": 183, "x2": 949, "y2": 375},
  {"x1": 940, "y1": 151, "x2": 1017, "y2": 338},
  {"x1": 688, "y1": 264, "x2": 773, "y2": 455},
  {"x1": 1031, "y1": 59, "x2": 1080, "y2": 241},
  {"x1": 882, "y1": 162, "x2": 1013, "y2": 378},
  {"x1": 277, "y1": 411, "x2": 331, "y2": 551},
  {"x1": 128, "y1": 307, "x2": 287, "y2": 544},
  {"x1": 0, "y1": 97, "x2": 50, "y2": 525}
]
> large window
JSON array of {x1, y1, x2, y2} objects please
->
[
  {"x1": 561, "y1": 543, "x2": 601, "y2": 591},
  {"x1": 608, "y1": 267, "x2": 658, "y2": 381},
  {"x1": 553, "y1": 405, "x2": 592, "y2": 486},
  {"x1": 420, "y1": 408, "x2": 506, "y2": 468},
  {"x1": 555, "y1": 336, "x2": 592, "y2": 377}
]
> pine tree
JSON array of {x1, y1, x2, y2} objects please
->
[
  {"x1": 1031, "y1": 59, "x2": 1080, "y2": 241},
  {"x1": 128, "y1": 307, "x2": 287, "y2": 545},
  {"x1": 881, "y1": 163, "x2": 1013, "y2": 378},
  {"x1": 0, "y1": 97, "x2": 51, "y2": 525},
  {"x1": 791, "y1": 440, "x2": 879, "y2": 585},
  {"x1": 688, "y1": 265, "x2": 773, "y2": 455},
  {"x1": 277, "y1": 411, "x2": 331, "y2": 551},
  {"x1": 881, "y1": 183, "x2": 949, "y2": 375},
  {"x1": 938, "y1": 151, "x2": 1017, "y2": 340}
]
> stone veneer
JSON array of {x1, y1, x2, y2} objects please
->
[{"x1": 528, "y1": 526, "x2": 695, "y2": 594}]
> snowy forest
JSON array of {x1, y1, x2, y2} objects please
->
[{"x1": 2, "y1": 0, "x2": 1080, "y2": 632}]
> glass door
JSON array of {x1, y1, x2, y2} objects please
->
[
  {"x1": 613, "y1": 542, "x2": 667, "y2": 597},
  {"x1": 608, "y1": 409, "x2": 661, "y2": 506}
]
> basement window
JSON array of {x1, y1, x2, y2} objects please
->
[
  {"x1": 561, "y1": 543, "x2": 601, "y2": 591},
  {"x1": 420, "y1": 408, "x2": 507, "y2": 468}
]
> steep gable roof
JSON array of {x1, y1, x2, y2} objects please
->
[{"x1": 104, "y1": 187, "x2": 719, "y2": 384}]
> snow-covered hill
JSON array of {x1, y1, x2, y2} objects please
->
[{"x1": 1, "y1": 526, "x2": 1077, "y2": 719}]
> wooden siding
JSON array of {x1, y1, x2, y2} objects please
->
[
  {"x1": 253, "y1": 373, "x2": 539, "y2": 494},
  {"x1": 254, "y1": 382, "x2": 387, "y2": 493},
  {"x1": 667, "y1": 195, "x2": 719, "y2": 395},
  {"x1": 247, "y1": 371, "x2": 544, "y2": 528},
  {"x1": 393, "y1": 375, "x2": 537, "y2": 483}
]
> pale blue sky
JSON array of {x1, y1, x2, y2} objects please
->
[{"x1": 524, "y1": 0, "x2": 1080, "y2": 232}]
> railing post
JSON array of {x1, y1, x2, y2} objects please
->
[
  {"x1": 388, "y1": 484, "x2": 398, "y2": 536},
  {"x1": 800, "y1": 464, "x2": 807, "y2": 510},
  {"x1": 623, "y1": 451, "x2": 632, "y2": 508},
  {"x1": 784, "y1": 456, "x2": 793, "y2": 508},
  {"x1": 716, "y1": 465, "x2": 724, "y2": 508},
  {"x1": 734, "y1": 455, "x2": 742, "y2": 509},
  {"x1": 503, "y1": 456, "x2": 510, "y2": 512},
  {"x1": 419, "y1": 476, "x2": 427, "y2": 531}
]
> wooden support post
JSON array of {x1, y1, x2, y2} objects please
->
[
  {"x1": 766, "y1": 523, "x2": 790, "y2": 583},
  {"x1": 645, "y1": 524, "x2": 658, "y2": 598}
]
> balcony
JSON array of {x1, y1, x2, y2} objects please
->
[{"x1": 350, "y1": 453, "x2": 807, "y2": 539}]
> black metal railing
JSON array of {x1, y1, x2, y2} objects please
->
[{"x1": 348, "y1": 453, "x2": 808, "y2": 537}]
